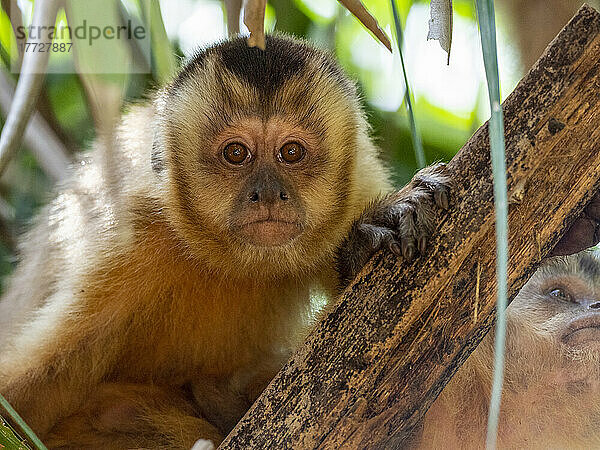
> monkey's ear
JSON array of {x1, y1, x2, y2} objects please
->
[{"x1": 151, "y1": 131, "x2": 166, "y2": 174}]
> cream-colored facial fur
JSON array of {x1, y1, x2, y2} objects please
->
[{"x1": 418, "y1": 251, "x2": 600, "y2": 449}]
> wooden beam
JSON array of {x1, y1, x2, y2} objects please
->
[{"x1": 220, "y1": 5, "x2": 600, "y2": 448}]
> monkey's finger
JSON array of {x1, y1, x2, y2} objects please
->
[
  {"x1": 401, "y1": 238, "x2": 416, "y2": 261},
  {"x1": 418, "y1": 236, "x2": 427, "y2": 254},
  {"x1": 434, "y1": 188, "x2": 450, "y2": 210},
  {"x1": 394, "y1": 213, "x2": 419, "y2": 260},
  {"x1": 413, "y1": 171, "x2": 450, "y2": 211},
  {"x1": 409, "y1": 196, "x2": 436, "y2": 256},
  {"x1": 359, "y1": 223, "x2": 395, "y2": 250},
  {"x1": 389, "y1": 240, "x2": 402, "y2": 257}
]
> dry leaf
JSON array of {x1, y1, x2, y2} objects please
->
[
  {"x1": 427, "y1": 0, "x2": 453, "y2": 64},
  {"x1": 338, "y1": 0, "x2": 392, "y2": 52},
  {"x1": 239, "y1": 0, "x2": 391, "y2": 53},
  {"x1": 224, "y1": 0, "x2": 243, "y2": 35},
  {"x1": 243, "y1": 0, "x2": 267, "y2": 50}
]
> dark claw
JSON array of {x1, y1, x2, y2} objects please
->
[
  {"x1": 418, "y1": 236, "x2": 427, "y2": 254},
  {"x1": 434, "y1": 189, "x2": 449, "y2": 210},
  {"x1": 403, "y1": 240, "x2": 416, "y2": 260},
  {"x1": 390, "y1": 241, "x2": 402, "y2": 256}
]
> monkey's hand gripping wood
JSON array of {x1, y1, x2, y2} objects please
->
[{"x1": 220, "y1": 5, "x2": 600, "y2": 449}]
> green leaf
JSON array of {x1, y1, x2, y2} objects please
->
[
  {"x1": 0, "y1": 7, "x2": 18, "y2": 70},
  {"x1": 65, "y1": 0, "x2": 131, "y2": 132},
  {"x1": 0, "y1": 415, "x2": 30, "y2": 450},
  {"x1": 140, "y1": 0, "x2": 176, "y2": 83},
  {"x1": 293, "y1": 0, "x2": 339, "y2": 24},
  {"x1": 0, "y1": 395, "x2": 44, "y2": 449},
  {"x1": 390, "y1": 0, "x2": 426, "y2": 168}
]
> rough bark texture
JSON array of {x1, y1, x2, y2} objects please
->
[{"x1": 220, "y1": 5, "x2": 600, "y2": 449}]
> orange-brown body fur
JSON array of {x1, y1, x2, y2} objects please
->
[
  {"x1": 0, "y1": 35, "x2": 394, "y2": 448},
  {"x1": 418, "y1": 251, "x2": 600, "y2": 449}
]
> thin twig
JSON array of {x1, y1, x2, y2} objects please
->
[
  {"x1": 224, "y1": 0, "x2": 243, "y2": 35},
  {"x1": 0, "y1": 70, "x2": 71, "y2": 181},
  {"x1": 0, "y1": 0, "x2": 61, "y2": 178},
  {"x1": 244, "y1": 0, "x2": 267, "y2": 50},
  {"x1": 0, "y1": 0, "x2": 25, "y2": 70}
]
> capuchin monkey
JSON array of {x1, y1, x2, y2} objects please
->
[
  {"x1": 418, "y1": 250, "x2": 600, "y2": 449},
  {"x1": 0, "y1": 35, "x2": 452, "y2": 449}
]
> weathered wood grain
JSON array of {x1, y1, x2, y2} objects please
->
[{"x1": 220, "y1": 5, "x2": 600, "y2": 449}]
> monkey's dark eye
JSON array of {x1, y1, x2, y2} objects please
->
[
  {"x1": 548, "y1": 288, "x2": 573, "y2": 302},
  {"x1": 223, "y1": 143, "x2": 250, "y2": 165},
  {"x1": 279, "y1": 142, "x2": 305, "y2": 164}
]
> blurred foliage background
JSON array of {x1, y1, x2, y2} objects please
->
[{"x1": 0, "y1": 0, "x2": 592, "y2": 292}]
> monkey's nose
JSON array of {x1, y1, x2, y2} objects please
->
[
  {"x1": 578, "y1": 298, "x2": 600, "y2": 309},
  {"x1": 249, "y1": 190, "x2": 289, "y2": 204}
]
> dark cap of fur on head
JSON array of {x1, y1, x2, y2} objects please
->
[{"x1": 170, "y1": 34, "x2": 353, "y2": 97}]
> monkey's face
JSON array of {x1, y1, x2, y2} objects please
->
[
  {"x1": 193, "y1": 115, "x2": 314, "y2": 248},
  {"x1": 510, "y1": 252, "x2": 600, "y2": 349},
  {"x1": 493, "y1": 251, "x2": 600, "y2": 382},
  {"x1": 156, "y1": 35, "x2": 365, "y2": 274}
]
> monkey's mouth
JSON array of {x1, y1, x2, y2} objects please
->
[
  {"x1": 238, "y1": 219, "x2": 303, "y2": 247},
  {"x1": 562, "y1": 315, "x2": 600, "y2": 347}
]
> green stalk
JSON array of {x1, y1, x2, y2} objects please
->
[
  {"x1": 140, "y1": 0, "x2": 176, "y2": 83},
  {"x1": 389, "y1": 0, "x2": 426, "y2": 168},
  {"x1": 0, "y1": 394, "x2": 46, "y2": 450},
  {"x1": 474, "y1": 0, "x2": 508, "y2": 448}
]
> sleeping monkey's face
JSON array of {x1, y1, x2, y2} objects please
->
[
  {"x1": 156, "y1": 35, "x2": 366, "y2": 271},
  {"x1": 487, "y1": 251, "x2": 600, "y2": 385},
  {"x1": 509, "y1": 251, "x2": 600, "y2": 351},
  {"x1": 467, "y1": 251, "x2": 600, "y2": 393}
]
